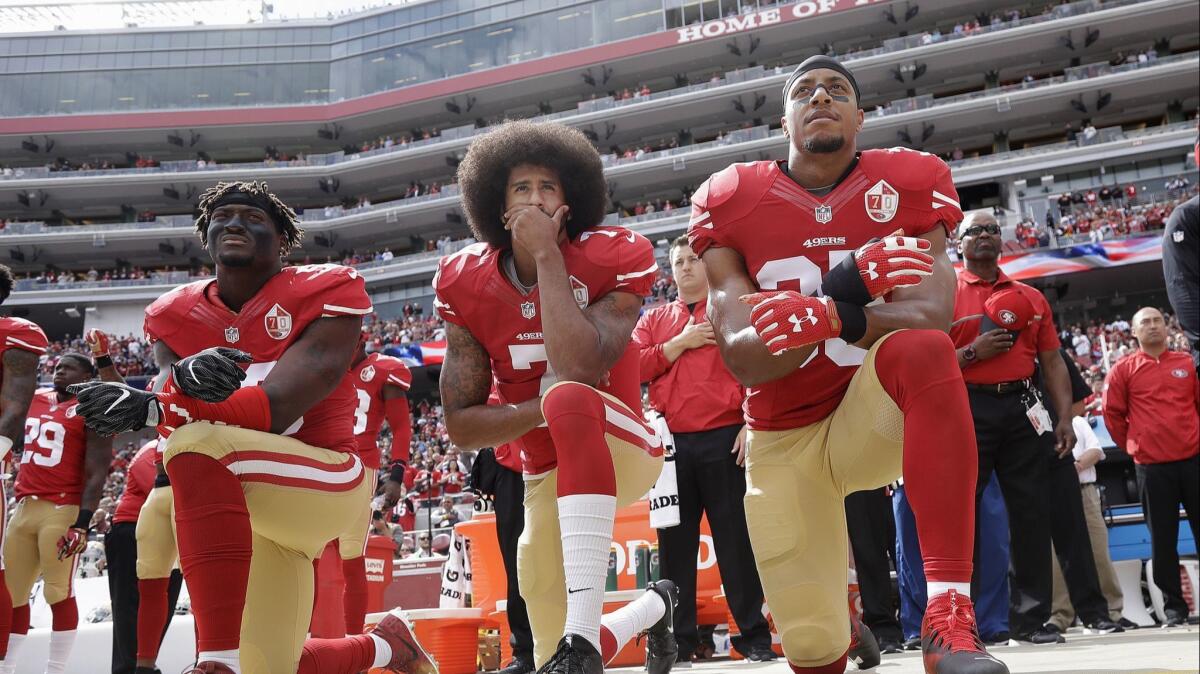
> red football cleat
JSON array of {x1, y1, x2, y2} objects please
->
[
  {"x1": 920, "y1": 590, "x2": 1009, "y2": 674},
  {"x1": 371, "y1": 608, "x2": 439, "y2": 674}
]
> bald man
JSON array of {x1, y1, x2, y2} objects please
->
[
  {"x1": 949, "y1": 211, "x2": 1077, "y2": 644},
  {"x1": 1103, "y1": 307, "x2": 1200, "y2": 626}
]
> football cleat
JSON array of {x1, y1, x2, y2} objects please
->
[
  {"x1": 642, "y1": 580, "x2": 680, "y2": 674},
  {"x1": 921, "y1": 590, "x2": 1009, "y2": 674},
  {"x1": 371, "y1": 608, "x2": 439, "y2": 674},
  {"x1": 497, "y1": 655, "x2": 535, "y2": 674},
  {"x1": 537, "y1": 634, "x2": 603, "y2": 674},
  {"x1": 848, "y1": 613, "x2": 881, "y2": 669}
]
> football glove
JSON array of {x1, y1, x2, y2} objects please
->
[
  {"x1": 83, "y1": 329, "x2": 112, "y2": 358},
  {"x1": 56, "y1": 527, "x2": 87, "y2": 560},
  {"x1": 67, "y1": 381, "x2": 160, "y2": 436},
  {"x1": 822, "y1": 235, "x2": 935, "y2": 304},
  {"x1": 741, "y1": 291, "x2": 845, "y2": 354},
  {"x1": 56, "y1": 509, "x2": 92, "y2": 560},
  {"x1": 171, "y1": 347, "x2": 252, "y2": 403}
]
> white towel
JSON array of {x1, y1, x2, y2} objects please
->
[
  {"x1": 439, "y1": 532, "x2": 469, "y2": 608},
  {"x1": 646, "y1": 413, "x2": 681, "y2": 529}
]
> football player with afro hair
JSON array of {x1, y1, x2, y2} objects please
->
[
  {"x1": 457, "y1": 119, "x2": 609, "y2": 249},
  {"x1": 438, "y1": 121, "x2": 679, "y2": 673}
]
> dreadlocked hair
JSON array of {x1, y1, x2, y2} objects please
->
[
  {"x1": 194, "y1": 181, "x2": 304, "y2": 254},
  {"x1": 457, "y1": 120, "x2": 609, "y2": 249}
]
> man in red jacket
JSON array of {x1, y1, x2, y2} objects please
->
[
  {"x1": 633, "y1": 236, "x2": 772, "y2": 663},
  {"x1": 1103, "y1": 306, "x2": 1200, "y2": 626}
]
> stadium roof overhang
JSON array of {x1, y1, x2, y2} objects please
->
[
  {"x1": 3, "y1": 53, "x2": 1193, "y2": 219},
  {"x1": 0, "y1": 0, "x2": 1092, "y2": 154}
]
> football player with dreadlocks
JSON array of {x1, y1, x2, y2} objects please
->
[{"x1": 69, "y1": 181, "x2": 436, "y2": 674}]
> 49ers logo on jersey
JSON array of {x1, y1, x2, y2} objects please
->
[
  {"x1": 569, "y1": 276, "x2": 589, "y2": 309},
  {"x1": 264, "y1": 304, "x2": 293, "y2": 340},
  {"x1": 864, "y1": 180, "x2": 899, "y2": 223},
  {"x1": 360, "y1": 365, "x2": 376, "y2": 382}
]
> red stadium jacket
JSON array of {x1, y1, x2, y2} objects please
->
[
  {"x1": 950, "y1": 269, "x2": 1061, "y2": 384},
  {"x1": 113, "y1": 440, "x2": 159, "y2": 524},
  {"x1": 1103, "y1": 349, "x2": 1200, "y2": 465},
  {"x1": 633, "y1": 298, "x2": 743, "y2": 433}
]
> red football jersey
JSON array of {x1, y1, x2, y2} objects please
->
[
  {"x1": 0, "y1": 317, "x2": 48, "y2": 464},
  {"x1": 349, "y1": 352, "x2": 412, "y2": 469},
  {"x1": 113, "y1": 440, "x2": 158, "y2": 524},
  {"x1": 144, "y1": 264, "x2": 372, "y2": 453},
  {"x1": 16, "y1": 388, "x2": 90, "y2": 505},
  {"x1": 688, "y1": 150, "x2": 963, "y2": 431},
  {"x1": 434, "y1": 227, "x2": 658, "y2": 477}
]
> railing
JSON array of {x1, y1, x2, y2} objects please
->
[{"x1": 0, "y1": 0, "x2": 1156, "y2": 180}]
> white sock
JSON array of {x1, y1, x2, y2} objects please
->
[
  {"x1": 198, "y1": 650, "x2": 241, "y2": 673},
  {"x1": 599, "y1": 589, "x2": 667, "y2": 664},
  {"x1": 4, "y1": 633, "x2": 27, "y2": 672},
  {"x1": 370, "y1": 633, "x2": 393, "y2": 667},
  {"x1": 44, "y1": 629, "x2": 77, "y2": 674},
  {"x1": 558, "y1": 493, "x2": 618, "y2": 651},
  {"x1": 927, "y1": 582, "x2": 971, "y2": 601}
]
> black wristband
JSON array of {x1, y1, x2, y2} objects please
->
[
  {"x1": 72, "y1": 508, "x2": 94, "y2": 531},
  {"x1": 822, "y1": 250, "x2": 873, "y2": 306},
  {"x1": 834, "y1": 301, "x2": 868, "y2": 344},
  {"x1": 95, "y1": 355, "x2": 113, "y2": 369}
]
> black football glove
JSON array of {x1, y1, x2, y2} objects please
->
[
  {"x1": 67, "y1": 381, "x2": 160, "y2": 436},
  {"x1": 171, "y1": 347, "x2": 252, "y2": 403}
]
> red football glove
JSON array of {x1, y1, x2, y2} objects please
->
[
  {"x1": 852, "y1": 235, "x2": 935, "y2": 298},
  {"x1": 84, "y1": 329, "x2": 112, "y2": 358},
  {"x1": 741, "y1": 291, "x2": 843, "y2": 354},
  {"x1": 56, "y1": 527, "x2": 87, "y2": 560}
]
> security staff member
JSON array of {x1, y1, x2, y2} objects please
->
[
  {"x1": 633, "y1": 235, "x2": 773, "y2": 662},
  {"x1": 104, "y1": 440, "x2": 183, "y2": 674},
  {"x1": 1103, "y1": 306, "x2": 1200, "y2": 627},
  {"x1": 950, "y1": 212, "x2": 1076, "y2": 645}
]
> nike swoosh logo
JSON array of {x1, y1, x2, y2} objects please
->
[
  {"x1": 103, "y1": 388, "x2": 130, "y2": 415},
  {"x1": 568, "y1": 587, "x2": 592, "y2": 594}
]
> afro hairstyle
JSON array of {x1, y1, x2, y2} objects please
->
[{"x1": 456, "y1": 120, "x2": 609, "y2": 249}]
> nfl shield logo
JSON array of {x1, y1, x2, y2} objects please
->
[
  {"x1": 814, "y1": 204, "x2": 833, "y2": 224},
  {"x1": 264, "y1": 304, "x2": 293, "y2": 340},
  {"x1": 225, "y1": 326, "x2": 240, "y2": 343},
  {"x1": 1174, "y1": 230, "x2": 1185, "y2": 243},
  {"x1": 864, "y1": 180, "x2": 900, "y2": 223},
  {"x1": 521, "y1": 301, "x2": 536, "y2": 320},
  {"x1": 569, "y1": 276, "x2": 589, "y2": 309}
]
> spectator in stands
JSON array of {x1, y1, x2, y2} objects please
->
[
  {"x1": 1103, "y1": 307, "x2": 1200, "y2": 627},
  {"x1": 431, "y1": 497, "x2": 461, "y2": 529}
]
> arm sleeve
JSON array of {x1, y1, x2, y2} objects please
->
[
  {"x1": 917, "y1": 159, "x2": 964, "y2": 237},
  {"x1": 1102, "y1": 364, "x2": 1131, "y2": 450},
  {"x1": 633, "y1": 310, "x2": 671, "y2": 383},
  {"x1": 3, "y1": 322, "x2": 48, "y2": 355},
  {"x1": 432, "y1": 261, "x2": 469, "y2": 328},
  {"x1": 386, "y1": 395, "x2": 412, "y2": 464},
  {"x1": 613, "y1": 235, "x2": 658, "y2": 297}
]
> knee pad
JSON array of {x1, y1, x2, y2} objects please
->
[{"x1": 540, "y1": 381, "x2": 605, "y2": 425}]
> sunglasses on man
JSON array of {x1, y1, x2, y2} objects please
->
[{"x1": 961, "y1": 223, "x2": 1001, "y2": 238}]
